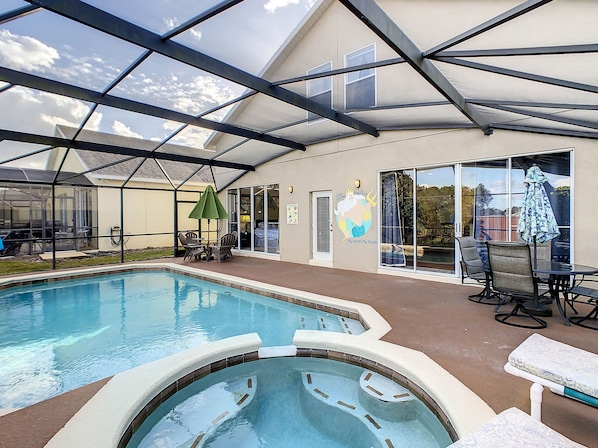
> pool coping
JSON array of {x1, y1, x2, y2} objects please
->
[
  {"x1": 0, "y1": 264, "x2": 496, "y2": 446},
  {"x1": 44, "y1": 331, "x2": 496, "y2": 448},
  {"x1": 0, "y1": 263, "x2": 391, "y2": 340}
]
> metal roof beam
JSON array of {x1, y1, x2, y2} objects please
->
[
  {"x1": 436, "y1": 57, "x2": 598, "y2": 95},
  {"x1": 478, "y1": 103, "x2": 598, "y2": 131},
  {"x1": 424, "y1": 0, "x2": 553, "y2": 57},
  {"x1": 0, "y1": 4, "x2": 40, "y2": 25},
  {"x1": 470, "y1": 99, "x2": 598, "y2": 110},
  {"x1": 161, "y1": 0, "x2": 244, "y2": 41},
  {"x1": 272, "y1": 57, "x2": 405, "y2": 86},
  {"x1": 28, "y1": 0, "x2": 379, "y2": 138},
  {"x1": 339, "y1": 0, "x2": 492, "y2": 135},
  {"x1": 493, "y1": 123, "x2": 598, "y2": 139},
  {"x1": 0, "y1": 66, "x2": 305, "y2": 150},
  {"x1": 435, "y1": 43, "x2": 598, "y2": 58},
  {"x1": 0, "y1": 130, "x2": 256, "y2": 171}
]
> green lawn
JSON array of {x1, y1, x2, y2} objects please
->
[{"x1": 0, "y1": 248, "x2": 175, "y2": 276}]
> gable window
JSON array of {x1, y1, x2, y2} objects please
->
[
  {"x1": 345, "y1": 44, "x2": 375, "y2": 110},
  {"x1": 306, "y1": 62, "x2": 332, "y2": 123}
]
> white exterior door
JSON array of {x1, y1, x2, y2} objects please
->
[{"x1": 312, "y1": 191, "x2": 333, "y2": 261}]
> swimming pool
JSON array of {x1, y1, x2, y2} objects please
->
[
  {"x1": 127, "y1": 357, "x2": 453, "y2": 448},
  {"x1": 0, "y1": 269, "x2": 365, "y2": 409}
]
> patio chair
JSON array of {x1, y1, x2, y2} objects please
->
[
  {"x1": 210, "y1": 231, "x2": 237, "y2": 263},
  {"x1": 456, "y1": 236, "x2": 499, "y2": 305},
  {"x1": 486, "y1": 241, "x2": 547, "y2": 329},
  {"x1": 567, "y1": 274, "x2": 598, "y2": 330},
  {"x1": 178, "y1": 232, "x2": 202, "y2": 261},
  {"x1": 185, "y1": 231, "x2": 199, "y2": 242}
]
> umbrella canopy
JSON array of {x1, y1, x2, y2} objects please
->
[
  {"x1": 189, "y1": 185, "x2": 229, "y2": 220},
  {"x1": 517, "y1": 165, "x2": 560, "y2": 245}
]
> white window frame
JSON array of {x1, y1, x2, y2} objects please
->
[
  {"x1": 344, "y1": 44, "x2": 376, "y2": 110},
  {"x1": 306, "y1": 61, "x2": 332, "y2": 124}
]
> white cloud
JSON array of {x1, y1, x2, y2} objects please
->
[
  {"x1": 170, "y1": 75, "x2": 238, "y2": 114},
  {"x1": 0, "y1": 87, "x2": 100, "y2": 168},
  {"x1": 169, "y1": 126, "x2": 213, "y2": 150},
  {"x1": 0, "y1": 87, "x2": 93, "y2": 134},
  {"x1": 112, "y1": 121, "x2": 143, "y2": 139},
  {"x1": 190, "y1": 29, "x2": 202, "y2": 41},
  {"x1": 0, "y1": 30, "x2": 59, "y2": 72},
  {"x1": 163, "y1": 17, "x2": 177, "y2": 29},
  {"x1": 264, "y1": 0, "x2": 300, "y2": 13}
]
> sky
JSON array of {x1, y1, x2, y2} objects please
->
[{"x1": 0, "y1": 0, "x2": 317, "y2": 168}]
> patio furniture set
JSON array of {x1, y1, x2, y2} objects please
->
[
  {"x1": 178, "y1": 231, "x2": 237, "y2": 263},
  {"x1": 456, "y1": 236, "x2": 598, "y2": 330},
  {"x1": 458, "y1": 236, "x2": 598, "y2": 445}
]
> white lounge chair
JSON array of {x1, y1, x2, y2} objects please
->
[
  {"x1": 448, "y1": 407, "x2": 584, "y2": 447},
  {"x1": 505, "y1": 333, "x2": 598, "y2": 421}
]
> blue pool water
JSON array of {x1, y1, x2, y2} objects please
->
[
  {"x1": 128, "y1": 357, "x2": 452, "y2": 448},
  {"x1": 0, "y1": 271, "x2": 362, "y2": 408}
]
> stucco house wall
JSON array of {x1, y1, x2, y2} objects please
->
[{"x1": 224, "y1": 126, "x2": 595, "y2": 274}]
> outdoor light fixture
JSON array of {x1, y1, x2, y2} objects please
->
[
  {"x1": 354, "y1": 179, "x2": 360, "y2": 188},
  {"x1": 288, "y1": 186, "x2": 293, "y2": 193}
]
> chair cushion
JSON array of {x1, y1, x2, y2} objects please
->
[
  {"x1": 508, "y1": 333, "x2": 598, "y2": 399},
  {"x1": 449, "y1": 407, "x2": 584, "y2": 447}
]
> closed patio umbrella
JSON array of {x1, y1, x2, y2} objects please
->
[
  {"x1": 189, "y1": 185, "x2": 229, "y2": 244},
  {"x1": 517, "y1": 165, "x2": 560, "y2": 261}
]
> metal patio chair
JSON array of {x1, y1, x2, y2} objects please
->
[
  {"x1": 568, "y1": 274, "x2": 598, "y2": 330},
  {"x1": 456, "y1": 236, "x2": 499, "y2": 305},
  {"x1": 487, "y1": 241, "x2": 547, "y2": 329}
]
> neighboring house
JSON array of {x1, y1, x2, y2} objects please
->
[
  {"x1": 208, "y1": 0, "x2": 591, "y2": 279},
  {"x1": 35, "y1": 125, "x2": 213, "y2": 252}
]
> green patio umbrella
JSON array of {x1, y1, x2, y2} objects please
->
[{"x1": 189, "y1": 185, "x2": 228, "y2": 244}]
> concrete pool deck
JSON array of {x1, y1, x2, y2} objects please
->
[{"x1": 0, "y1": 255, "x2": 596, "y2": 447}]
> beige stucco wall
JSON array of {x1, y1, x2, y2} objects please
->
[
  {"x1": 97, "y1": 184, "x2": 201, "y2": 252},
  {"x1": 225, "y1": 127, "x2": 597, "y2": 274},
  {"x1": 217, "y1": 0, "x2": 598, "y2": 275}
]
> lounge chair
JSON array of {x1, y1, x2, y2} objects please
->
[
  {"x1": 456, "y1": 236, "x2": 499, "y2": 305},
  {"x1": 486, "y1": 241, "x2": 548, "y2": 329},
  {"x1": 210, "y1": 231, "x2": 237, "y2": 263},
  {"x1": 505, "y1": 333, "x2": 598, "y2": 421},
  {"x1": 448, "y1": 407, "x2": 584, "y2": 447}
]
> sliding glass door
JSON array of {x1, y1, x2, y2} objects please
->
[
  {"x1": 380, "y1": 167, "x2": 456, "y2": 273},
  {"x1": 380, "y1": 151, "x2": 572, "y2": 275},
  {"x1": 415, "y1": 166, "x2": 456, "y2": 273}
]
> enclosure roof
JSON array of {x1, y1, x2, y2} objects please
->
[{"x1": 1, "y1": 0, "x2": 597, "y2": 191}]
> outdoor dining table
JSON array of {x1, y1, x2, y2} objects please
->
[
  {"x1": 532, "y1": 261, "x2": 598, "y2": 326},
  {"x1": 187, "y1": 238, "x2": 212, "y2": 261}
]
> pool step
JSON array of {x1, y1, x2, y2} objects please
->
[
  {"x1": 299, "y1": 315, "x2": 365, "y2": 335},
  {"x1": 301, "y1": 371, "x2": 406, "y2": 448},
  {"x1": 339, "y1": 315, "x2": 365, "y2": 335},
  {"x1": 359, "y1": 370, "x2": 416, "y2": 421},
  {"x1": 136, "y1": 376, "x2": 257, "y2": 448}
]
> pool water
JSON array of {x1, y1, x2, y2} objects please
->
[
  {"x1": 0, "y1": 271, "x2": 363, "y2": 408},
  {"x1": 128, "y1": 357, "x2": 452, "y2": 448}
]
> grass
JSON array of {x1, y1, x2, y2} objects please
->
[{"x1": 0, "y1": 248, "x2": 175, "y2": 276}]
